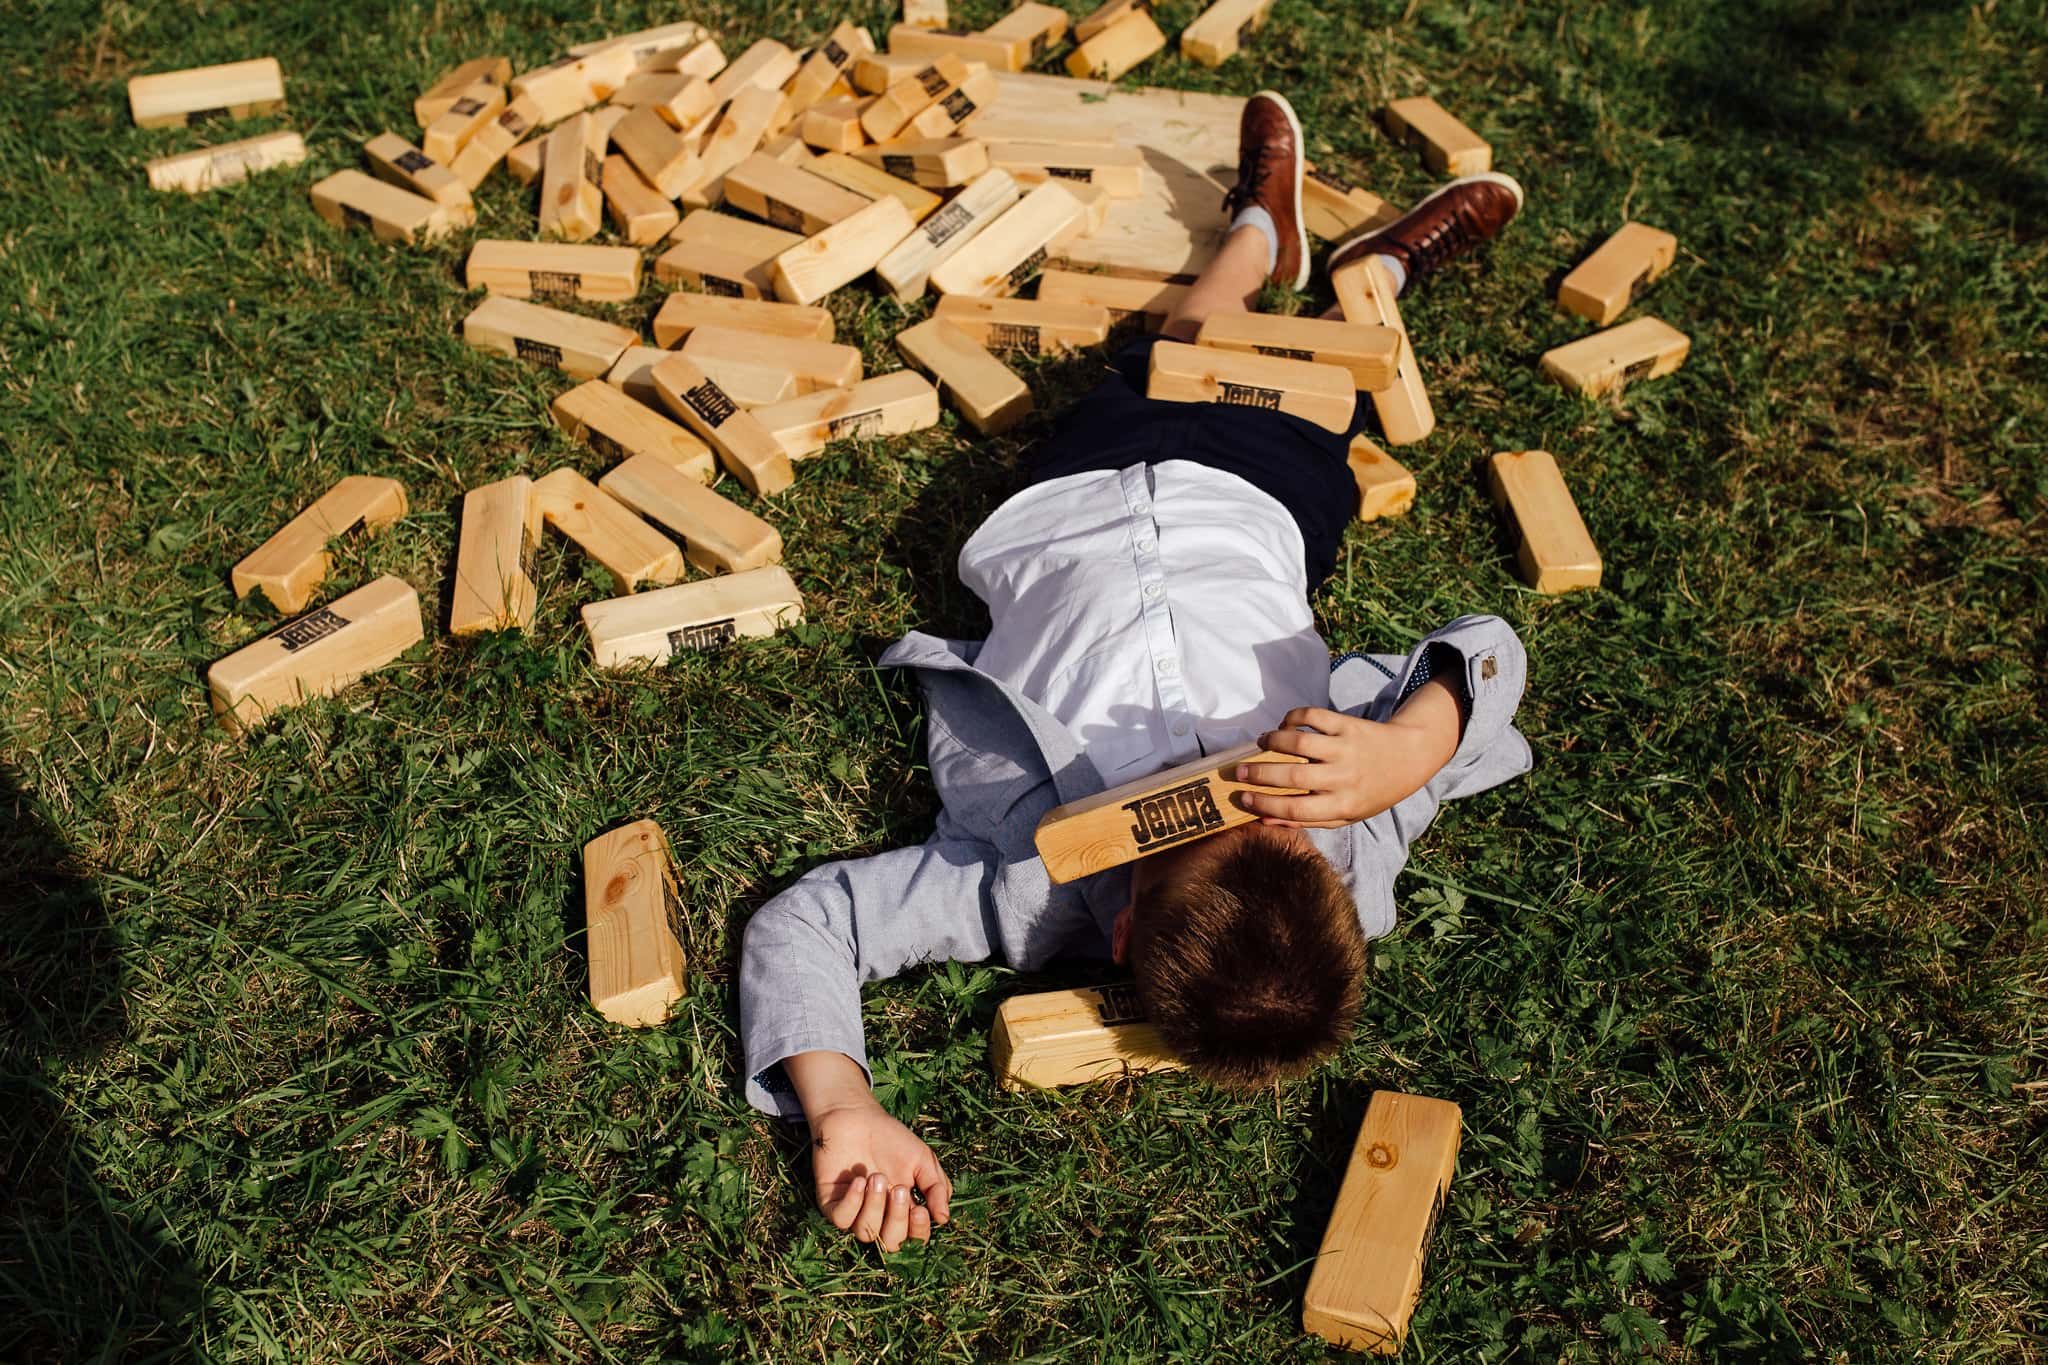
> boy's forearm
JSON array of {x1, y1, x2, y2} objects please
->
[
  {"x1": 784, "y1": 1050, "x2": 877, "y2": 1121},
  {"x1": 1385, "y1": 677, "x2": 1464, "y2": 796}
]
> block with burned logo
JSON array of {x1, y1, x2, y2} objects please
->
[
  {"x1": 896, "y1": 318, "x2": 1032, "y2": 434},
  {"x1": 984, "y1": 141, "x2": 1143, "y2": 198},
  {"x1": 1538, "y1": 315, "x2": 1689, "y2": 398},
  {"x1": 772, "y1": 22, "x2": 874, "y2": 134},
  {"x1": 231, "y1": 475, "x2": 408, "y2": 615},
  {"x1": 146, "y1": 130, "x2": 306, "y2": 194},
  {"x1": 682, "y1": 324, "x2": 859, "y2": 391},
  {"x1": 991, "y1": 984, "x2": 1184, "y2": 1090},
  {"x1": 415, "y1": 55, "x2": 510, "y2": 126},
  {"x1": 685, "y1": 355, "x2": 801, "y2": 409},
  {"x1": 582, "y1": 820, "x2": 688, "y2": 1027},
  {"x1": 1064, "y1": 9, "x2": 1165, "y2": 80},
  {"x1": 602, "y1": 155, "x2": 681, "y2": 245},
  {"x1": 721, "y1": 153, "x2": 871, "y2": 234},
  {"x1": 854, "y1": 135, "x2": 988, "y2": 188},
  {"x1": 1033, "y1": 741, "x2": 1308, "y2": 883},
  {"x1": 927, "y1": 180, "x2": 1083, "y2": 297},
  {"x1": 1486, "y1": 449, "x2": 1601, "y2": 594},
  {"x1": 653, "y1": 294, "x2": 835, "y2": 347},
  {"x1": 1033, "y1": 269, "x2": 1188, "y2": 330},
  {"x1": 128, "y1": 57, "x2": 285, "y2": 129},
  {"x1": 423, "y1": 79, "x2": 506, "y2": 164},
  {"x1": 582, "y1": 566, "x2": 805, "y2": 669},
  {"x1": 554, "y1": 377, "x2": 717, "y2": 483},
  {"x1": 449, "y1": 475, "x2": 542, "y2": 635},
  {"x1": 979, "y1": 3, "x2": 1070, "y2": 69},
  {"x1": 518, "y1": 106, "x2": 632, "y2": 187},
  {"x1": 532, "y1": 467, "x2": 685, "y2": 591},
  {"x1": 207, "y1": 576, "x2": 423, "y2": 736},
  {"x1": 851, "y1": 51, "x2": 934, "y2": 94},
  {"x1": 309, "y1": 169, "x2": 453, "y2": 245},
  {"x1": 1194, "y1": 313, "x2": 1403, "y2": 391},
  {"x1": 1146, "y1": 339, "x2": 1356, "y2": 433},
  {"x1": 363, "y1": 132, "x2": 473, "y2": 219},
  {"x1": 464, "y1": 240, "x2": 641, "y2": 302},
  {"x1": 1380, "y1": 96, "x2": 1491, "y2": 176},
  {"x1": 448, "y1": 92, "x2": 545, "y2": 189},
  {"x1": 875, "y1": 168, "x2": 1019, "y2": 299},
  {"x1": 462, "y1": 296, "x2": 636, "y2": 379},
  {"x1": 1556, "y1": 222, "x2": 1679, "y2": 327},
  {"x1": 750, "y1": 370, "x2": 941, "y2": 457},
  {"x1": 649, "y1": 353, "x2": 796, "y2": 497},
  {"x1": 653, "y1": 243, "x2": 779, "y2": 298},
  {"x1": 932, "y1": 295, "x2": 1111, "y2": 355},
  {"x1": 598, "y1": 454, "x2": 784, "y2": 574},
  {"x1": 901, "y1": 65, "x2": 997, "y2": 139},
  {"x1": 860, "y1": 55, "x2": 964, "y2": 141},
  {"x1": 806, "y1": 151, "x2": 942, "y2": 222},
  {"x1": 1331, "y1": 256, "x2": 1433, "y2": 445},
  {"x1": 769, "y1": 195, "x2": 916, "y2": 305}
]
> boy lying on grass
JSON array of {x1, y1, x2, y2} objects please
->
[{"x1": 740, "y1": 92, "x2": 1532, "y2": 1251}]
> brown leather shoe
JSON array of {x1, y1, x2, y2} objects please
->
[
  {"x1": 1326, "y1": 172, "x2": 1524, "y2": 297},
  {"x1": 1223, "y1": 90, "x2": 1309, "y2": 290}
]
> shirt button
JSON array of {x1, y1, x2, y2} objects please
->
[
  {"x1": 1172, "y1": 720, "x2": 1190, "y2": 735},
  {"x1": 1142, "y1": 582, "x2": 1163, "y2": 600},
  {"x1": 1131, "y1": 502, "x2": 1152, "y2": 516},
  {"x1": 1135, "y1": 538, "x2": 1155, "y2": 553},
  {"x1": 1156, "y1": 657, "x2": 1179, "y2": 676}
]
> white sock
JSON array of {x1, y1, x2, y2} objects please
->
[
  {"x1": 1373, "y1": 253, "x2": 1408, "y2": 294},
  {"x1": 1229, "y1": 205, "x2": 1280, "y2": 273}
]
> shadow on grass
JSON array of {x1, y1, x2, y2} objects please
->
[{"x1": 0, "y1": 766, "x2": 199, "y2": 1361}]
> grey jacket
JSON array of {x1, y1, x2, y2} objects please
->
[{"x1": 738, "y1": 613, "x2": 1531, "y2": 1118}]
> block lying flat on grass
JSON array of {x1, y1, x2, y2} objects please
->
[
  {"x1": 681, "y1": 325, "x2": 861, "y2": 390},
  {"x1": 1381, "y1": 96, "x2": 1490, "y2": 176},
  {"x1": 602, "y1": 155, "x2": 681, "y2": 244},
  {"x1": 1303, "y1": 165, "x2": 1395, "y2": 241},
  {"x1": 208, "y1": 576, "x2": 422, "y2": 735},
  {"x1": 980, "y1": 3, "x2": 1071, "y2": 68},
  {"x1": 1180, "y1": 0, "x2": 1273, "y2": 64},
  {"x1": 1538, "y1": 316, "x2": 1689, "y2": 397},
  {"x1": 984, "y1": 141, "x2": 1143, "y2": 197},
  {"x1": 363, "y1": 132, "x2": 473, "y2": 219},
  {"x1": 1064, "y1": 9, "x2": 1165, "y2": 80},
  {"x1": 721, "y1": 153, "x2": 872, "y2": 233},
  {"x1": 750, "y1": 371, "x2": 941, "y2": 457},
  {"x1": 1487, "y1": 449, "x2": 1601, "y2": 594},
  {"x1": 599, "y1": 454, "x2": 783, "y2": 574},
  {"x1": 932, "y1": 295, "x2": 1111, "y2": 354},
  {"x1": 991, "y1": 983, "x2": 1182, "y2": 1089},
  {"x1": 569, "y1": 21, "x2": 712, "y2": 60},
  {"x1": 448, "y1": 93, "x2": 545, "y2": 189},
  {"x1": 532, "y1": 467, "x2": 685, "y2": 590},
  {"x1": 875, "y1": 167, "x2": 1018, "y2": 300},
  {"x1": 1034, "y1": 268, "x2": 1187, "y2": 329},
  {"x1": 462, "y1": 296, "x2": 637, "y2": 379},
  {"x1": 1194, "y1": 313, "x2": 1403, "y2": 391},
  {"x1": 927, "y1": 180, "x2": 1083, "y2": 296},
  {"x1": 1146, "y1": 340, "x2": 1356, "y2": 434},
  {"x1": 309, "y1": 170, "x2": 453, "y2": 245},
  {"x1": 653, "y1": 242, "x2": 779, "y2": 297},
  {"x1": 653, "y1": 294, "x2": 835, "y2": 347},
  {"x1": 1302, "y1": 1091, "x2": 1462, "y2": 1355},
  {"x1": 421, "y1": 81, "x2": 506, "y2": 164},
  {"x1": 583, "y1": 566, "x2": 805, "y2": 667},
  {"x1": 885, "y1": 25, "x2": 1015, "y2": 71},
  {"x1": 807, "y1": 152, "x2": 942, "y2": 221},
  {"x1": 770, "y1": 195, "x2": 917, "y2": 304},
  {"x1": 465, "y1": 240, "x2": 641, "y2": 302},
  {"x1": 650, "y1": 353, "x2": 797, "y2": 496},
  {"x1": 582, "y1": 819, "x2": 687, "y2": 1026},
  {"x1": 129, "y1": 57, "x2": 285, "y2": 128},
  {"x1": 554, "y1": 377, "x2": 717, "y2": 482},
  {"x1": 1033, "y1": 740, "x2": 1305, "y2": 884},
  {"x1": 415, "y1": 55, "x2": 510, "y2": 126},
  {"x1": 231, "y1": 475, "x2": 408, "y2": 614},
  {"x1": 449, "y1": 476, "x2": 541, "y2": 635},
  {"x1": 1331, "y1": 257, "x2": 1434, "y2": 445},
  {"x1": 897, "y1": 318, "x2": 1032, "y2": 434},
  {"x1": 1348, "y1": 437, "x2": 1415, "y2": 522},
  {"x1": 1556, "y1": 222, "x2": 1679, "y2": 326},
  {"x1": 147, "y1": 130, "x2": 306, "y2": 193}
]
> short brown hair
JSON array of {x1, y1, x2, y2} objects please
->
[{"x1": 1129, "y1": 831, "x2": 1367, "y2": 1089}]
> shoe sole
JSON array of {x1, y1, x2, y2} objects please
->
[
  {"x1": 1325, "y1": 171, "x2": 1527, "y2": 284},
  {"x1": 1250, "y1": 89, "x2": 1311, "y2": 291}
]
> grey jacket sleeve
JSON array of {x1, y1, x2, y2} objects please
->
[{"x1": 737, "y1": 815, "x2": 1002, "y2": 1120}]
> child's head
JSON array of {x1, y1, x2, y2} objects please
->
[{"x1": 1116, "y1": 825, "x2": 1366, "y2": 1088}]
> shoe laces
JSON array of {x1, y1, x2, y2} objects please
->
[
  {"x1": 1401, "y1": 197, "x2": 1487, "y2": 275},
  {"x1": 1223, "y1": 138, "x2": 1289, "y2": 215}
]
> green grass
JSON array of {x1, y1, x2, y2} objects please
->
[{"x1": 3, "y1": 0, "x2": 2045, "y2": 1358}]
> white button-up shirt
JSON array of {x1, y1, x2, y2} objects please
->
[{"x1": 958, "y1": 461, "x2": 1333, "y2": 782}]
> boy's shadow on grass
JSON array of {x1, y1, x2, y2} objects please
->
[{"x1": 0, "y1": 766, "x2": 200, "y2": 1360}]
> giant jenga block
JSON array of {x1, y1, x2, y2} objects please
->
[
  {"x1": 896, "y1": 318, "x2": 1033, "y2": 434},
  {"x1": 146, "y1": 130, "x2": 306, "y2": 194},
  {"x1": 464, "y1": 240, "x2": 641, "y2": 302},
  {"x1": 983, "y1": 141, "x2": 1143, "y2": 197},
  {"x1": 598, "y1": 454, "x2": 783, "y2": 574},
  {"x1": 1194, "y1": 313, "x2": 1403, "y2": 391},
  {"x1": 875, "y1": 167, "x2": 1019, "y2": 300},
  {"x1": 1348, "y1": 437, "x2": 1415, "y2": 522},
  {"x1": 884, "y1": 25, "x2": 1016, "y2": 71},
  {"x1": 602, "y1": 155, "x2": 682, "y2": 245},
  {"x1": 532, "y1": 467, "x2": 686, "y2": 591},
  {"x1": 927, "y1": 180, "x2": 1083, "y2": 297},
  {"x1": 364, "y1": 132, "x2": 474, "y2": 220},
  {"x1": 552, "y1": 378, "x2": 717, "y2": 483},
  {"x1": 769, "y1": 195, "x2": 916, "y2": 304},
  {"x1": 653, "y1": 294, "x2": 835, "y2": 347},
  {"x1": 1179, "y1": 0, "x2": 1274, "y2": 65},
  {"x1": 1332, "y1": 257, "x2": 1434, "y2": 445},
  {"x1": 415, "y1": 55, "x2": 509, "y2": 125},
  {"x1": 448, "y1": 93, "x2": 545, "y2": 189},
  {"x1": 1381, "y1": 96, "x2": 1490, "y2": 176},
  {"x1": 1074, "y1": 0, "x2": 1150, "y2": 43},
  {"x1": 721, "y1": 153, "x2": 871, "y2": 233},
  {"x1": 582, "y1": 820, "x2": 687, "y2": 1027},
  {"x1": 680, "y1": 326, "x2": 862, "y2": 391},
  {"x1": 1034, "y1": 269, "x2": 1188, "y2": 330},
  {"x1": 649, "y1": 353, "x2": 797, "y2": 496},
  {"x1": 461, "y1": 296, "x2": 636, "y2": 379},
  {"x1": 207, "y1": 576, "x2": 423, "y2": 735},
  {"x1": 128, "y1": 57, "x2": 285, "y2": 128},
  {"x1": 991, "y1": 984, "x2": 1184, "y2": 1090},
  {"x1": 1303, "y1": 164, "x2": 1395, "y2": 241},
  {"x1": 540, "y1": 111, "x2": 607, "y2": 241},
  {"x1": 582, "y1": 567, "x2": 805, "y2": 668},
  {"x1": 861, "y1": 55, "x2": 964, "y2": 141},
  {"x1": 309, "y1": 170, "x2": 453, "y2": 245},
  {"x1": 771, "y1": 21, "x2": 873, "y2": 134},
  {"x1": 807, "y1": 151, "x2": 943, "y2": 221},
  {"x1": 1538, "y1": 316, "x2": 1689, "y2": 398},
  {"x1": 612, "y1": 104, "x2": 700, "y2": 198},
  {"x1": 855, "y1": 135, "x2": 989, "y2": 188},
  {"x1": 568, "y1": 21, "x2": 713, "y2": 62},
  {"x1": 932, "y1": 295, "x2": 1112, "y2": 354},
  {"x1": 1487, "y1": 449, "x2": 1600, "y2": 594},
  {"x1": 979, "y1": 3, "x2": 1070, "y2": 68},
  {"x1": 1064, "y1": 9, "x2": 1165, "y2": 80},
  {"x1": 1146, "y1": 340, "x2": 1356, "y2": 434},
  {"x1": 688, "y1": 84, "x2": 783, "y2": 203},
  {"x1": 449, "y1": 476, "x2": 541, "y2": 635},
  {"x1": 1556, "y1": 223, "x2": 1679, "y2": 327},
  {"x1": 710, "y1": 38, "x2": 801, "y2": 103},
  {"x1": 1033, "y1": 742, "x2": 1306, "y2": 883},
  {"x1": 750, "y1": 371, "x2": 941, "y2": 457},
  {"x1": 231, "y1": 475, "x2": 408, "y2": 614}
]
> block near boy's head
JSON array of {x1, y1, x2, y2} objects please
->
[{"x1": 1124, "y1": 824, "x2": 1366, "y2": 1087}]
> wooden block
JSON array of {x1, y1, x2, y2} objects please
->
[
  {"x1": 464, "y1": 240, "x2": 640, "y2": 302},
  {"x1": 552, "y1": 377, "x2": 716, "y2": 483},
  {"x1": 985, "y1": 141, "x2": 1143, "y2": 197},
  {"x1": 1302, "y1": 1092, "x2": 1462, "y2": 1355},
  {"x1": 649, "y1": 354, "x2": 797, "y2": 496},
  {"x1": 875, "y1": 167, "x2": 1019, "y2": 299},
  {"x1": 509, "y1": 55, "x2": 597, "y2": 124},
  {"x1": 1194, "y1": 313, "x2": 1402, "y2": 391},
  {"x1": 1487, "y1": 449, "x2": 1601, "y2": 594},
  {"x1": 857, "y1": 136, "x2": 988, "y2": 188},
  {"x1": 146, "y1": 129, "x2": 305, "y2": 194},
  {"x1": 606, "y1": 345, "x2": 678, "y2": 410},
  {"x1": 670, "y1": 207, "x2": 808, "y2": 257},
  {"x1": 709, "y1": 39, "x2": 801, "y2": 104},
  {"x1": 980, "y1": 3, "x2": 1070, "y2": 68},
  {"x1": 807, "y1": 151, "x2": 941, "y2": 222},
  {"x1": 507, "y1": 138, "x2": 544, "y2": 187},
  {"x1": 449, "y1": 475, "x2": 541, "y2": 635},
  {"x1": 801, "y1": 96, "x2": 875, "y2": 152},
  {"x1": 1556, "y1": 222, "x2": 1678, "y2": 327},
  {"x1": 1332, "y1": 257, "x2": 1434, "y2": 445},
  {"x1": 851, "y1": 52, "x2": 933, "y2": 95},
  {"x1": 447, "y1": 93, "x2": 544, "y2": 190},
  {"x1": 956, "y1": 107, "x2": 1115, "y2": 146},
  {"x1": 1348, "y1": 437, "x2": 1415, "y2": 522},
  {"x1": 991, "y1": 984, "x2": 1182, "y2": 1090},
  {"x1": 1180, "y1": 0, "x2": 1273, "y2": 65},
  {"x1": 760, "y1": 131, "x2": 814, "y2": 166},
  {"x1": 582, "y1": 567, "x2": 804, "y2": 667},
  {"x1": 896, "y1": 318, "x2": 1033, "y2": 434},
  {"x1": 654, "y1": 295, "x2": 834, "y2": 347},
  {"x1": 1538, "y1": 316, "x2": 1689, "y2": 398},
  {"x1": 602, "y1": 155, "x2": 681, "y2": 245},
  {"x1": 539, "y1": 112, "x2": 606, "y2": 241},
  {"x1": 1381, "y1": 96, "x2": 1491, "y2": 177},
  {"x1": 1064, "y1": 10, "x2": 1166, "y2": 80},
  {"x1": 652, "y1": 241, "x2": 776, "y2": 298},
  {"x1": 363, "y1": 132, "x2": 473, "y2": 219},
  {"x1": 689, "y1": 355, "x2": 801, "y2": 409},
  {"x1": 128, "y1": 57, "x2": 284, "y2": 129},
  {"x1": 720, "y1": 153, "x2": 871, "y2": 233},
  {"x1": 903, "y1": 0, "x2": 949, "y2": 29},
  {"x1": 769, "y1": 195, "x2": 916, "y2": 304},
  {"x1": 207, "y1": 576, "x2": 422, "y2": 735},
  {"x1": 901, "y1": 66, "x2": 998, "y2": 139},
  {"x1": 612, "y1": 72, "x2": 719, "y2": 131},
  {"x1": 230, "y1": 476, "x2": 407, "y2": 614},
  {"x1": 576, "y1": 45, "x2": 639, "y2": 106},
  {"x1": 933, "y1": 295, "x2": 1111, "y2": 355},
  {"x1": 532, "y1": 467, "x2": 685, "y2": 590},
  {"x1": 861, "y1": 55, "x2": 965, "y2": 141},
  {"x1": 689, "y1": 84, "x2": 783, "y2": 202},
  {"x1": 1075, "y1": 0, "x2": 1152, "y2": 43},
  {"x1": 1034, "y1": 268, "x2": 1187, "y2": 329},
  {"x1": 750, "y1": 370, "x2": 941, "y2": 457},
  {"x1": 598, "y1": 454, "x2": 783, "y2": 574},
  {"x1": 581, "y1": 820, "x2": 687, "y2": 1027},
  {"x1": 461, "y1": 295, "x2": 636, "y2": 379},
  {"x1": 927, "y1": 180, "x2": 1082, "y2": 296},
  {"x1": 634, "y1": 38, "x2": 728, "y2": 80},
  {"x1": 887, "y1": 25, "x2": 1017, "y2": 71},
  {"x1": 772, "y1": 22, "x2": 874, "y2": 134},
  {"x1": 309, "y1": 170, "x2": 452, "y2": 245},
  {"x1": 1303, "y1": 164, "x2": 1395, "y2": 241},
  {"x1": 570, "y1": 21, "x2": 713, "y2": 62},
  {"x1": 1034, "y1": 741, "x2": 1306, "y2": 883},
  {"x1": 610, "y1": 105, "x2": 697, "y2": 199},
  {"x1": 1146, "y1": 339, "x2": 1355, "y2": 433},
  {"x1": 415, "y1": 55, "x2": 510, "y2": 126},
  {"x1": 421, "y1": 80, "x2": 507, "y2": 164}
]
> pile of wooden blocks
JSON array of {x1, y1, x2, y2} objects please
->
[{"x1": 133, "y1": 57, "x2": 306, "y2": 192}]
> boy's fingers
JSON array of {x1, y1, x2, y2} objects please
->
[
  {"x1": 1254, "y1": 728, "x2": 1337, "y2": 763},
  {"x1": 915, "y1": 1151, "x2": 953, "y2": 1225},
  {"x1": 852, "y1": 1173, "x2": 888, "y2": 1243},
  {"x1": 909, "y1": 1205, "x2": 933, "y2": 1242},
  {"x1": 879, "y1": 1185, "x2": 911, "y2": 1252},
  {"x1": 1238, "y1": 761, "x2": 1323, "y2": 791},
  {"x1": 1241, "y1": 791, "x2": 1352, "y2": 824},
  {"x1": 1279, "y1": 705, "x2": 1354, "y2": 735},
  {"x1": 822, "y1": 1178, "x2": 864, "y2": 1230}
]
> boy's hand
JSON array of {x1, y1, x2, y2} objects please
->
[
  {"x1": 1235, "y1": 691, "x2": 1461, "y2": 828},
  {"x1": 807, "y1": 1095, "x2": 953, "y2": 1252}
]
